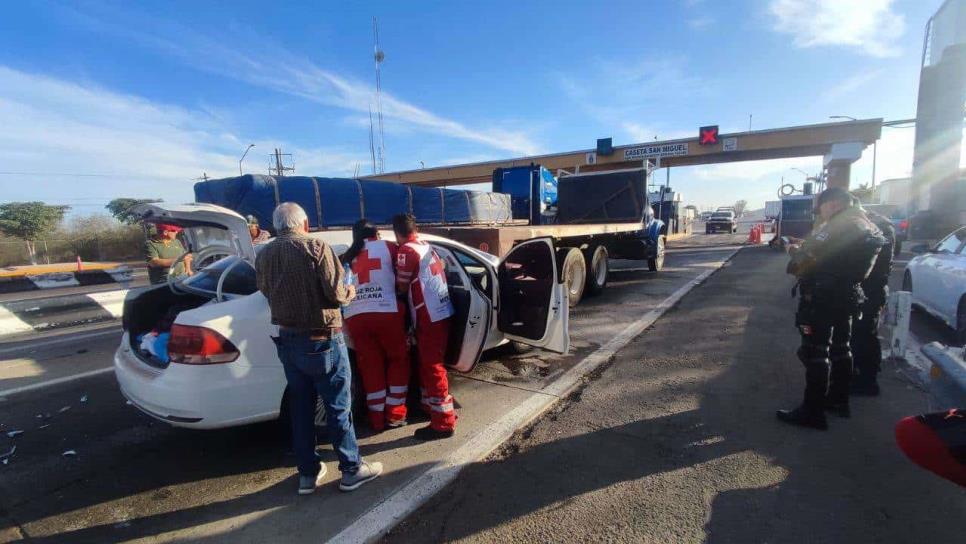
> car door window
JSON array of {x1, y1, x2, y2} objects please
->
[
  {"x1": 935, "y1": 229, "x2": 966, "y2": 253},
  {"x1": 451, "y1": 249, "x2": 492, "y2": 300}
]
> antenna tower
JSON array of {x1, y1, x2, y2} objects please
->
[{"x1": 373, "y1": 17, "x2": 386, "y2": 173}]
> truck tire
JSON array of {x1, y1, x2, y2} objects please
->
[
  {"x1": 648, "y1": 236, "x2": 666, "y2": 272},
  {"x1": 583, "y1": 244, "x2": 608, "y2": 296},
  {"x1": 558, "y1": 247, "x2": 586, "y2": 307}
]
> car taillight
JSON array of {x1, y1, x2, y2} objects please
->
[
  {"x1": 167, "y1": 324, "x2": 239, "y2": 364},
  {"x1": 899, "y1": 220, "x2": 909, "y2": 230}
]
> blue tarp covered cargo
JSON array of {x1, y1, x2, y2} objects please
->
[{"x1": 194, "y1": 175, "x2": 511, "y2": 231}]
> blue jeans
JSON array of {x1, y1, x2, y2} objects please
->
[{"x1": 271, "y1": 331, "x2": 361, "y2": 476}]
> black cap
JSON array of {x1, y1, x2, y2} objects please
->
[{"x1": 816, "y1": 187, "x2": 851, "y2": 207}]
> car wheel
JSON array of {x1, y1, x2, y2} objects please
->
[
  {"x1": 648, "y1": 236, "x2": 666, "y2": 272},
  {"x1": 559, "y1": 247, "x2": 586, "y2": 307},
  {"x1": 583, "y1": 244, "x2": 608, "y2": 296}
]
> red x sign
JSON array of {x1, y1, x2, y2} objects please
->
[{"x1": 699, "y1": 125, "x2": 719, "y2": 145}]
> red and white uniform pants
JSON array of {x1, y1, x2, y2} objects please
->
[
  {"x1": 346, "y1": 308, "x2": 410, "y2": 431},
  {"x1": 416, "y1": 317, "x2": 456, "y2": 431}
]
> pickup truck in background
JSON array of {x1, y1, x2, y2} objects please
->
[{"x1": 705, "y1": 211, "x2": 737, "y2": 234}]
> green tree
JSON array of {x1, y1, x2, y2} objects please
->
[
  {"x1": 0, "y1": 202, "x2": 70, "y2": 264},
  {"x1": 105, "y1": 198, "x2": 162, "y2": 225}
]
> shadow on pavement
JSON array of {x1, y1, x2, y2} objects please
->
[{"x1": 387, "y1": 247, "x2": 965, "y2": 543}]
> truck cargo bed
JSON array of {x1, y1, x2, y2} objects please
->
[{"x1": 424, "y1": 221, "x2": 645, "y2": 257}]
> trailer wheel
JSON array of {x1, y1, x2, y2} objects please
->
[
  {"x1": 583, "y1": 245, "x2": 608, "y2": 296},
  {"x1": 558, "y1": 247, "x2": 586, "y2": 307},
  {"x1": 648, "y1": 236, "x2": 666, "y2": 272}
]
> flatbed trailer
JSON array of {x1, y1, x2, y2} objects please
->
[
  {"x1": 424, "y1": 219, "x2": 665, "y2": 306},
  {"x1": 193, "y1": 167, "x2": 665, "y2": 307}
]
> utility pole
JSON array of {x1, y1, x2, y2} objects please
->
[{"x1": 269, "y1": 148, "x2": 294, "y2": 177}]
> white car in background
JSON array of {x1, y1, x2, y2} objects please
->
[
  {"x1": 903, "y1": 226, "x2": 966, "y2": 343},
  {"x1": 114, "y1": 203, "x2": 569, "y2": 429}
]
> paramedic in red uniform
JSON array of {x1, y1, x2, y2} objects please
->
[
  {"x1": 392, "y1": 213, "x2": 457, "y2": 440},
  {"x1": 342, "y1": 219, "x2": 411, "y2": 432}
]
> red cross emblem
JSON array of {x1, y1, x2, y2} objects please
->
[
  {"x1": 699, "y1": 125, "x2": 719, "y2": 145},
  {"x1": 352, "y1": 249, "x2": 381, "y2": 284}
]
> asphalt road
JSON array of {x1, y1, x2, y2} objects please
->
[
  {"x1": 0, "y1": 234, "x2": 748, "y2": 543},
  {"x1": 387, "y1": 246, "x2": 965, "y2": 544},
  {"x1": 3, "y1": 231, "x2": 954, "y2": 543}
]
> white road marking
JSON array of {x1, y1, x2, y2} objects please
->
[
  {"x1": 0, "y1": 306, "x2": 34, "y2": 336},
  {"x1": 0, "y1": 366, "x2": 113, "y2": 398},
  {"x1": 0, "y1": 327, "x2": 121, "y2": 356},
  {"x1": 330, "y1": 248, "x2": 741, "y2": 544},
  {"x1": 87, "y1": 289, "x2": 129, "y2": 319}
]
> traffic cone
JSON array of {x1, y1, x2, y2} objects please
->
[
  {"x1": 747, "y1": 225, "x2": 756, "y2": 243},
  {"x1": 76, "y1": 255, "x2": 83, "y2": 271}
]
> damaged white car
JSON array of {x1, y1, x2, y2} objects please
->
[{"x1": 114, "y1": 203, "x2": 569, "y2": 429}]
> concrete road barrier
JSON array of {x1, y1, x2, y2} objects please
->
[
  {"x1": 0, "y1": 267, "x2": 134, "y2": 294},
  {"x1": 921, "y1": 342, "x2": 966, "y2": 410},
  {"x1": 0, "y1": 289, "x2": 129, "y2": 337}
]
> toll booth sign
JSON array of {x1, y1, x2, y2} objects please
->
[{"x1": 699, "y1": 125, "x2": 719, "y2": 145}]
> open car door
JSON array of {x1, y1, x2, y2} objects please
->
[
  {"x1": 431, "y1": 244, "x2": 492, "y2": 372},
  {"x1": 497, "y1": 238, "x2": 569, "y2": 353},
  {"x1": 133, "y1": 203, "x2": 257, "y2": 264}
]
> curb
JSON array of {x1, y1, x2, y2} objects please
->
[
  {"x1": 0, "y1": 289, "x2": 130, "y2": 338},
  {"x1": 331, "y1": 247, "x2": 742, "y2": 543}
]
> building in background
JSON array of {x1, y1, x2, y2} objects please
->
[
  {"x1": 876, "y1": 177, "x2": 912, "y2": 210},
  {"x1": 910, "y1": 0, "x2": 966, "y2": 234}
]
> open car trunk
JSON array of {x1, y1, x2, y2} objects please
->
[{"x1": 123, "y1": 286, "x2": 213, "y2": 368}]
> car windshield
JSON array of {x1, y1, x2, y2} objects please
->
[
  {"x1": 711, "y1": 213, "x2": 730, "y2": 219},
  {"x1": 178, "y1": 255, "x2": 257, "y2": 296}
]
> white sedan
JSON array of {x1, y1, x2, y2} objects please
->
[
  {"x1": 903, "y1": 226, "x2": 966, "y2": 343},
  {"x1": 115, "y1": 203, "x2": 569, "y2": 429}
]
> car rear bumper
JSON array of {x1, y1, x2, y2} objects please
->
[{"x1": 114, "y1": 333, "x2": 285, "y2": 429}]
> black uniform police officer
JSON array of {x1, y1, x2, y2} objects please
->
[
  {"x1": 778, "y1": 187, "x2": 886, "y2": 430},
  {"x1": 850, "y1": 201, "x2": 896, "y2": 396}
]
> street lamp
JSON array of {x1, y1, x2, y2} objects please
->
[
  {"x1": 829, "y1": 115, "x2": 857, "y2": 121},
  {"x1": 791, "y1": 168, "x2": 811, "y2": 178},
  {"x1": 239, "y1": 144, "x2": 255, "y2": 175}
]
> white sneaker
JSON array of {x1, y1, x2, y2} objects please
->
[
  {"x1": 297, "y1": 463, "x2": 328, "y2": 495},
  {"x1": 339, "y1": 460, "x2": 383, "y2": 492}
]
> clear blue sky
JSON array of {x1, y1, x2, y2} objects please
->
[{"x1": 0, "y1": 0, "x2": 941, "y2": 215}]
